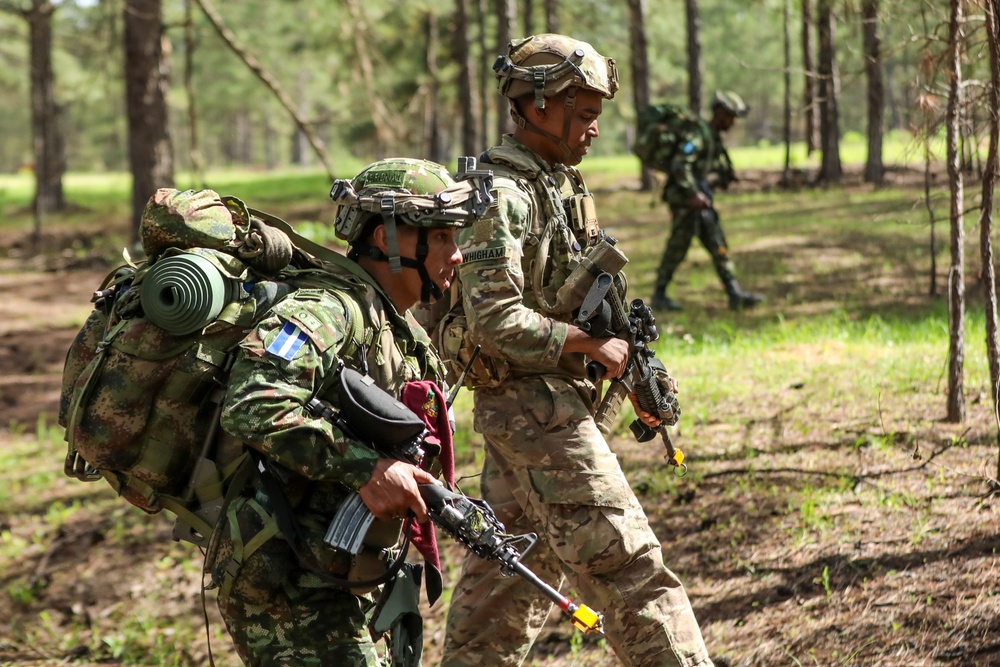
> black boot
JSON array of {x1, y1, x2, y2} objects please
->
[
  {"x1": 650, "y1": 292, "x2": 683, "y2": 311},
  {"x1": 725, "y1": 280, "x2": 764, "y2": 311}
]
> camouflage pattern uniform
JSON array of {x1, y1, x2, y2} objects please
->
[
  {"x1": 442, "y1": 130, "x2": 713, "y2": 666},
  {"x1": 652, "y1": 91, "x2": 761, "y2": 311},
  {"x1": 210, "y1": 261, "x2": 442, "y2": 667},
  {"x1": 209, "y1": 157, "x2": 486, "y2": 667}
]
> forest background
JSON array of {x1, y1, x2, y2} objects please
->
[{"x1": 3, "y1": 0, "x2": 1000, "y2": 666}]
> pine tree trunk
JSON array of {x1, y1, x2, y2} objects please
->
[
  {"x1": 495, "y1": 0, "x2": 515, "y2": 139},
  {"x1": 801, "y1": 0, "x2": 819, "y2": 156},
  {"x1": 627, "y1": 0, "x2": 653, "y2": 191},
  {"x1": 456, "y1": 0, "x2": 477, "y2": 156},
  {"x1": 124, "y1": 0, "x2": 174, "y2": 242},
  {"x1": 28, "y1": 0, "x2": 65, "y2": 222},
  {"x1": 685, "y1": 0, "x2": 703, "y2": 116},
  {"x1": 544, "y1": 0, "x2": 558, "y2": 33},
  {"x1": 477, "y1": 0, "x2": 490, "y2": 148},
  {"x1": 523, "y1": 0, "x2": 533, "y2": 35},
  {"x1": 946, "y1": 0, "x2": 966, "y2": 423},
  {"x1": 981, "y1": 0, "x2": 1000, "y2": 472},
  {"x1": 425, "y1": 11, "x2": 446, "y2": 164},
  {"x1": 816, "y1": 0, "x2": 842, "y2": 183},
  {"x1": 862, "y1": 0, "x2": 884, "y2": 184},
  {"x1": 782, "y1": 0, "x2": 793, "y2": 183}
]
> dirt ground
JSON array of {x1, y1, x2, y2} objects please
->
[{"x1": 1, "y1": 177, "x2": 1000, "y2": 666}]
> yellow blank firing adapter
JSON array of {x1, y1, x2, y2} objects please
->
[
  {"x1": 665, "y1": 448, "x2": 688, "y2": 477},
  {"x1": 570, "y1": 603, "x2": 605, "y2": 635}
]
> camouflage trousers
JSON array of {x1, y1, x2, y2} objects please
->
[
  {"x1": 441, "y1": 376, "x2": 713, "y2": 667},
  {"x1": 213, "y1": 497, "x2": 381, "y2": 667},
  {"x1": 653, "y1": 206, "x2": 736, "y2": 294}
]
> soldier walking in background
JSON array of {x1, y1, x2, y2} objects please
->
[
  {"x1": 649, "y1": 91, "x2": 764, "y2": 312},
  {"x1": 438, "y1": 33, "x2": 715, "y2": 667}
]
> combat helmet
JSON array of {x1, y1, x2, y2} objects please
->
[
  {"x1": 711, "y1": 90, "x2": 749, "y2": 118},
  {"x1": 329, "y1": 156, "x2": 495, "y2": 301},
  {"x1": 493, "y1": 34, "x2": 618, "y2": 162}
]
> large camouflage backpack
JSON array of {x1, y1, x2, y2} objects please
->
[
  {"x1": 58, "y1": 188, "x2": 365, "y2": 548},
  {"x1": 632, "y1": 103, "x2": 704, "y2": 172}
]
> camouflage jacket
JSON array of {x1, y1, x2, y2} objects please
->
[
  {"x1": 662, "y1": 116, "x2": 736, "y2": 207},
  {"x1": 455, "y1": 135, "x2": 605, "y2": 380},
  {"x1": 220, "y1": 257, "x2": 442, "y2": 571}
]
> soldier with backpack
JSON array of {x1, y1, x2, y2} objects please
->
[
  {"x1": 437, "y1": 34, "x2": 715, "y2": 667},
  {"x1": 647, "y1": 90, "x2": 764, "y2": 312},
  {"x1": 205, "y1": 158, "x2": 493, "y2": 666}
]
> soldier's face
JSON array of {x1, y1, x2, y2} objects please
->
[{"x1": 535, "y1": 88, "x2": 604, "y2": 165}]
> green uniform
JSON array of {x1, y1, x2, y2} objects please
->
[
  {"x1": 210, "y1": 259, "x2": 443, "y2": 667},
  {"x1": 442, "y1": 136, "x2": 714, "y2": 667},
  {"x1": 653, "y1": 115, "x2": 739, "y2": 299}
]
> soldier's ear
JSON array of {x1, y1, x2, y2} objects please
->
[{"x1": 370, "y1": 223, "x2": 389, "y2": 253}]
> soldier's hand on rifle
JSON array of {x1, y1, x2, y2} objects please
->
[
  {"x1": 629, "y1": 392, "x2": 662, "y2": 428},
  {"x1": 359, "y1": 458, "x2": 440, "y2": 524},
  {"x1": 565, "y1": 328, "x2": 629, "y2": 379},
  {"x1": 688, "y1": 191, "x2": 711, "y2": 210}
]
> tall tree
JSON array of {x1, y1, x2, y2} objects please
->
[
  {"x1": 425, "y1": 11, "x2": 446, "y2": 164},
  {"x1": 544, "y1": 0, "x2": 558, "y2": 33},
  {"x1": 816, "y1": 0, "x2": 842, "y2": 183},
  {"x1": 981, "y1": 0, "x2": 1000, "y2": 471},
  {"x1": 801, "y1": 0, "x2": 819, "y2": 155},
  {"x1": 124, "y1": 0, "x2": 174, "y2": 241},
  {"x1": 685, "y1": 0, "x2": 703, "y2": 116},
  {"x1": 627, "y1": 0, "x2": 653, "y2": 191},
  {"x1": 945, "y1": 0, "x2": 965, "y2": 423},
  {"x1": 477, "y1": 0, "x2": 489, "y2": 148},
  {"x1": 0, "y1": 0, "x2": 67, "y2": 231},
  {"x1": 782, "y1": 0, "x2": 793, "y2": 183},
  {"x1": 523, "y1": 0, "x2": 533, "y2": 35},
  {"x1": 456, "y1": 0, "x2": 477, "y2": 156},
  {"x1": 495, "y1": 0, "x2": 515, "y2": 139},
  {"x1": 862, "y1": 0, "x2": 885, "y2": 184}
]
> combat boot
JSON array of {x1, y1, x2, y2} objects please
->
[
  {"x1": 650, "y1": 292, "x2": 683, "y2": 311},
  {"x1": 724, "y1": 279, "x2": 764, "y2": 311}
]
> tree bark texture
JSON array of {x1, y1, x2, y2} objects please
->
[
  {"x1": 124, "y1": 0, "x2": 174, "y2": 240},
  {"x1": 425, "y1": 12, "x2": 446, "y2": 164},
  {"x1": 495, "y1": 0, "x2": 515, "y2": 139},
  {"x1": 817, "y1": 0, "x2": 842, "y2": 182},
  {"x1": 477, "y1": 0, "x2": 490, "y2": 148},
  {"x1": 193, "y1": 0, "x2": 333, "y2": 177},
  {"x1": 544, "y1": 0, "x2": 558, "y2": 33},
  {"x1": 627, "y1": 0, "x2": 653, "y2": 191},
  {"x1": 456, "y1": 0, "x2": 478, "y2": 157},
  {"x1": 862, "y1": 0, "x2": 884, "y2": 184},
  {"x1": 981, "y1": 0, "x2": 1000, "y2": 457},
  {"x1": 782, "y1": 0, "x2": 793, "y2": 182},
  {"x1": 945, "y1": 0, "x2": 966, "y2": 423},
  {"x1": 801, "y1": 0, "x2": 819, "y2": 156},
  {"x1": 27, "y1": 0, "x2": 65, "y2": 218},
  {"x1": 685, "y1": 0, "x2": 703, "y2": 116}
]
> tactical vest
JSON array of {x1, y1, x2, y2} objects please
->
[{"x1": 432, "y1": 141, "x2": 627, "y2": 388}]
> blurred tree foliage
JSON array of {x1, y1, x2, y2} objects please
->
[{"x1": 0, "y1": 0, "x2": 978, "y2": 175}]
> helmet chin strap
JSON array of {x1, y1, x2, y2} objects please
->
[
  {"x1": 510, "y1": 87, "x2": 578, "y2": 164},
  {"x1": 354, "y1": 227, "x2": 443, "y2": 303}
]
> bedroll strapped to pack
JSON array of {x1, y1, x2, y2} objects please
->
[
  {"x1": 632, "y1": 103, "x2": 703, "y2": 172},
  {"x1": 59, "y1": 188, "x2": 366, "y2": 548}
]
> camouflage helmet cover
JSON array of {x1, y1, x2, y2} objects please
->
[
  {"x1": 711, "y1": 90, "x2": 749, "y2": 118},
  {"x1": 139, "y1": 188, "x2": 238, "y2": 259},
  {"x1": 494, "y1": 33, "x2": 619, "y2": 108},
  {"x1": 330, "y1": 157, "x2": 494, "y2": 244}
]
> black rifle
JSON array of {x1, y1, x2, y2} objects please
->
[
  {"x1": 575, "y1": 246, "x2": 686, "y2": 473},
  {"x1": 314, "y1": 365, "x2": 605, "y2": 635}
]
